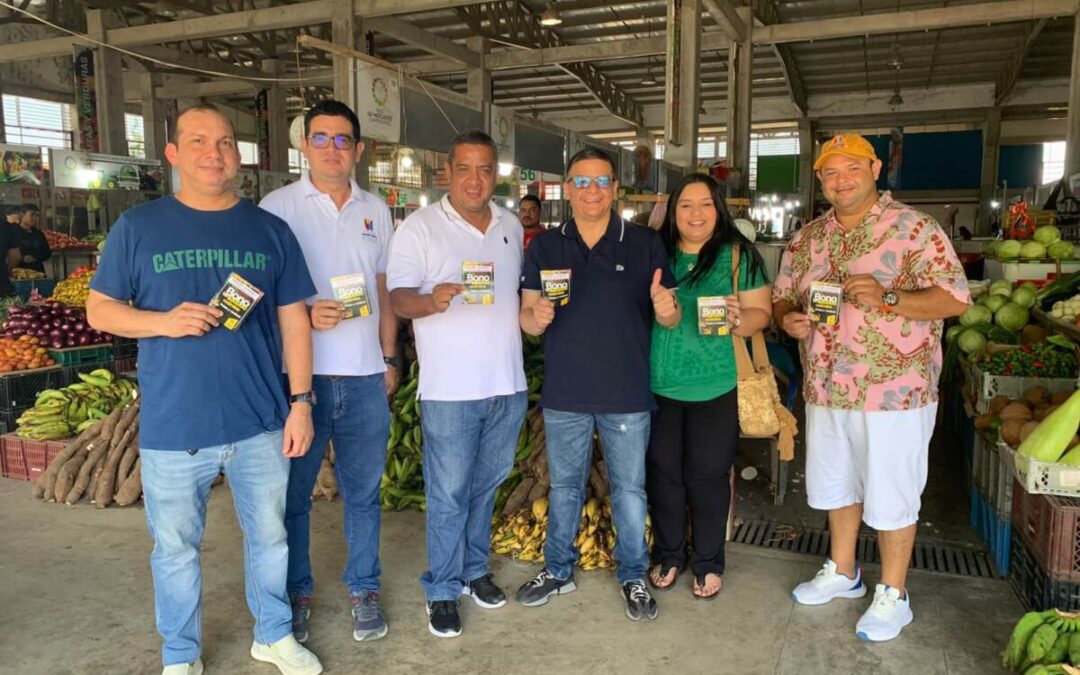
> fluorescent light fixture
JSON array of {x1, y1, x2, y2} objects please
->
[
  {"x1": 419, "y1": 194, "x2": 429, "y2": 208},
  {"x1": 640, "y1": 70, "x2": 657, "y2": 86},
  {"x1": 621, "y1": 209, "x2": 635, "y2": 220},
  {"x1": 540, "y1": 4, "x2": 562, "y2": 26},
  {"x1": 498, "y1": 162, "x2": 514, "y2": 176},
  {"x1": 990, "y1": 200, "x2": 1001, "y2": 209}
]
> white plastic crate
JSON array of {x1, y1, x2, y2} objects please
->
[
  {"x1": 964, "y1": 359, "x2": 1078, "y2": 413},
  {"x1": 1001, "y1": 442, "x2": 1080, "y2": 498}
]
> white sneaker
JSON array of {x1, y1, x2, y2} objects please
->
[
  {"x1": 250, "y1": 635, "x2": 323, "y2": 675},
  {"x1": 855, "y1": 584, "x2": 913, "y2": 642},
  {"x1": 791, "y1": 559, "x2": 868, "y2": 606},
  {"x1": 162, "y1": 660, "x2": 203, "y2": 675}
]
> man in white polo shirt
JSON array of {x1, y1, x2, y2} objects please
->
[
  {"x1": 260, "y1": 100, "x2": 398, "y2": 645},
  {"x1": 387, "y1": 129, "x2": 526, "y2": 639}
]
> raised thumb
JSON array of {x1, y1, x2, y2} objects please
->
[{"x1": 651, "y1": 268, "x2": 663, "y2": 290}]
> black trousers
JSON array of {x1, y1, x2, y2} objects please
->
[{"x1": 646, "y1": 389, "x2": 739, "y2": 577}]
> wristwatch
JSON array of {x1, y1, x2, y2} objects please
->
[
  {"x1": 289, "y1": 391, "x2": 316, "y2": 406},
  {"x1": 383, "y1": 355, "x2": 402, "y2": 369},
  {"x1": 880, "y1": 290, "x2": 900, "y2": 314}
]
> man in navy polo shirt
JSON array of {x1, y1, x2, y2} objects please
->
[
  {"x1": 86, "y1": 104, "x2": 323, "y2": 675},
  {"x1": 515, "y1": 147, "x2": 680, "y2": 621}
]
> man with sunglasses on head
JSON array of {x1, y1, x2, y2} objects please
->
[
  {"x1": 516, "y1": 147, "x2": 680, "y2": 622},
  {"x1": 260, "y1": 100, "x2": 398, "y2": 645}
]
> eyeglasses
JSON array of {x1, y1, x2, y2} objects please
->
[
  {"x1": 307, "y1": 133, "x2": 357, "y2": 150},
  {"x1": 569, "y1": 175, "x2": 615, "y2": 190}
]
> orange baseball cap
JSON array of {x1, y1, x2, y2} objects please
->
[{"x1": 813, "y1": 133, "x2": 878, "y2": 171}]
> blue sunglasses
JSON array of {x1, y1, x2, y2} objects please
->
[{"x1": 569, "y1": 175, "x2": 615, "y2": 189}]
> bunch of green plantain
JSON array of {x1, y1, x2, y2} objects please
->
[
  {"x1": 17, "y1": 369, "x2": 136, "y2": 440},
  {"x1": 1003, "y1": 609, "x2": 1080, "y2": 673},
  {"x1": 381, "y1": 359, "x2": 425, "y2": 511}
]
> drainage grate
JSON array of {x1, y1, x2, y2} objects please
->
[{"x1": 730, "y1": 519, "x2": 997, "y2": 579}]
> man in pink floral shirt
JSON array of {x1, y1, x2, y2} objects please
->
[{"x1": 773, "y1": 134, "x2": 970, "y2": 642}]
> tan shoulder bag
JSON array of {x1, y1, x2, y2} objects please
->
[{"x1": 730, "y1": 246, "x2": 798, "y2": 460}]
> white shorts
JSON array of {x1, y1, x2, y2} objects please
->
[{"x1": 804, "y1": 403, "x2": 937, "y2": 531}]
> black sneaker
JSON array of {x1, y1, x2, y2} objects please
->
[
  {"x1": 288, "y1": 592, "x2": 311, "y2": 643},
  {"x1": 622, "y1": 580, "x2": 659, "y2": 621},
  {"x1": 426, "y1": 600, "x2": 462, "y2": 638},
  {"x1": 462, "y1": 574, "x2": 507, "y2": 609},
  {"x1": 515, "y1": 568, "x2": 578, "y2": 607}
]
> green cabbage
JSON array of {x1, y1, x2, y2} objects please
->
[
  {"x1": 1034, "y1": 225, "x2": 1062, "y2": 246},
  {"x1": 1049, "y1": 240, "x2": 1075, "y2": 260},
  {"x1": 958, "y1": 328, "x2": 987, "y2": 354},
  {"x1": 1020, "y1": 240, "x2": 1047, "y2": 260},
  {"x1": 989, "y1": 279, "x2": 1014, "y2": 297},
  {"x1": 960, "y1": 304, "x2": 993, "y2": 327},
  {"x1": 997, "y1": 240, "x2": 1023, "y2": 259},
  {"x1": 1011, "y1": 285, "x2": 1037, "y2": 309},
  {"x1": 945, "y1": 324, "x2": 965, "y2": 343},
  {"x1": 994, "y1": 302, "x2": 1030, "y2": 332},
  {"x1": 982, "y1": 294, "x2": 1009, "y2": 313}
]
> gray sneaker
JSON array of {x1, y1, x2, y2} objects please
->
[
  {"x1": 515, "y1": 568, "x2": 578, "y2": 607},
  {"x1": 289, "y1": 592, "x2": 311, "y2": 644},
  {"x1": 350, "y1": 590, "x2": 388, "y2": 641}
]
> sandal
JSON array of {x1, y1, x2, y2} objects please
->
[
  {"x1": 692, "y1": 573, "x2": 722, "y2": 601},
  {"x1": 649, "y1": 563, "x2": 683, "y2": 591}
]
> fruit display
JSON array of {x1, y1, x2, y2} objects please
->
[
  {"x1": 971, "y1": 343, "x2": 1078, "y2": 379},
  {"x1": 10, "y1": 268, "x2": 45, "y2": 280},
  {"x1": 1001, "y1": 609, "x2": 1080, "y2": 672},
  {"x1": 3, "y1": 301, "x2": 110, "y2": 348},
  {"x1": 16, "y1": 369, "x2": 136, "y2": 440},
  {"x1": 1015, "y1": 389, "x2": 1080, "y2": 466},
  {"x1": 0, "y1": 335, "x2": 55, "y2": 372},
  {"x1": 977, "y1": 388, "x2": 1080, "y2": 451},
  {"x1": 381, "y1": 359, "x2": 425, "y2": 511},
  {"x1": 32, "y1": 399, "x2": 144, "y2": 507},
  {"x1": 985, "y1": 226, "x2": 1080, "y2": 262},
  {"x1": 43, "y1": 230, "x2": 97, "y2": 250},
  {"x1": 50, "y1": 266, "x2": 96, "y2": 307}
]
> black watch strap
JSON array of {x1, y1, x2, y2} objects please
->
[
  {"x1": 290, "y1": 391, "x2": 316, "y2": 405},
  {"x1": 384, "y1": 356, "x2": 402, "y2": 369}
]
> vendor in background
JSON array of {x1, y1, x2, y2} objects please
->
[
  {"x1": 518, "y1": 194, "x2": 543, "y2": 248},
  {"x1": 13, "y1": 203, "x2": 50, "y2": 274},
  {"x1": 0, "y1": 206, "x2": 18, "y2": 295},
  {"x1": 647, "y1": 174, "x2": 771, "y2": 600},
  {"x1": 773, "y1": 133, "x2": 970, "y2": 642}
]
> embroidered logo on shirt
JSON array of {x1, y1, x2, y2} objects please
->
[{"x1": 363, "y1": 218, "x2": 373, "y2": 231}]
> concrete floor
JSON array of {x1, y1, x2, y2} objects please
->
[{"x1": 0, "y1": 477, "x2": 1020, "y2": 675}]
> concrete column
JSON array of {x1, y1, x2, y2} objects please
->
[
  {"x1": 1066, "y1": 12, "x2": 1080, "y2": 182},
  {"x1": 797, "y1": 117, "x2": 814, "y2": 219},
  {"x1": 662, "y1": 0, "x2": 701, "y2": 170},
  {"x1": 467, "y1": 36, "x2": 491, "y2": 109},
  {"x1": 0, "y1": 80, "x2": 6, "y2": 144},
  {"x1": 139, "y1": 72, "x2": 167, "y2": 161},
  {"x1": 331, "y1": 2, "x2": 367, "y2": 187},
  {"x1": 977, "y1": 107, "x2": 1002, "y2": 235},
  {"x1": 263, "y1": 60, "x2": 290, "y2": 172},
  {"x1": 726, "y1": 11, "x2": 752, "y2": 197},
  {"x1": 85, "y1": 9, "x2": 127, "y2": 156}
]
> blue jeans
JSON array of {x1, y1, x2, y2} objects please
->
[
  {"x1": 542, "y1": 409, "x2": 650, "y2": 585},
  {"x1": 419, "y1": 391, "x2": 527, "y2": 601},
  {"x1": 141, "y1": 430, "x2": 291, "y2": 667},
  {"x1": 285, "y1": 374, "x2": 389, "y2": 596}
]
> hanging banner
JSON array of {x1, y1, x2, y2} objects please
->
[
  {"x1": 72, "y1": 47, "x2": 99, "y2": 152},
  {"x1": 887, "y1": 127, "x2": 903, "y2": 190},
  {"x1": 0, "y1": 145, "x2": 44, "y2": 185},
  {"x1": 52, "y1": 149, "x2": 164, "y2": 192},
  {"x1": 254, "y1": 90, "x2": 271, "y2": 170},
  {"x1": 489, "y1": 104, "x2": 515, "y2": 164},
  {"x1": 355, "y1": 63, "x2": 401, "y2": 144}
]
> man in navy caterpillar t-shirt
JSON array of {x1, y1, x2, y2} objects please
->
[{"x1": 87, "y1": 104, "x2": 323, "y2": 675}]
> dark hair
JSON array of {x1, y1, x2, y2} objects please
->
[
  {"x1": 448, "y1": 129, "x2": 498, "y2": 166},
  {"x1": 304, "y1": 99, "x2": 361, "y2": 141},
  {"x1": 566, "y1": 147, "x2": 615, "y2": 176},
  {"x1": 20, "y1": 203, "x2": 39, "y2": 215},
  {"x1": 519, "y1": 194, "x2": 541, "y2": 209},
  {"x1": 171, "y1": 103, "x2": 236, "y2": 143},
  {"x1": 660, "y1": 174, "x2": 767, "y2": 287}
]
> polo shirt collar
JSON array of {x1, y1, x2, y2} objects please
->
[
  {"x1": 559, "y1": 211, "x2": 625, "y2": 243},
  {"x1": 300, "y1": 171, "x2": 368, "y2": 206},
  {"x1": 823, "y1": 191, "x2": 892, "y2": 232},
  {"x1": 438, "y1": 194, "x2": 502, "y2": 234}
]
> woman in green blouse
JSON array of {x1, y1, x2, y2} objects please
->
[{"x1": 647, "y1": 174, "x2": 772, "y2": 599}]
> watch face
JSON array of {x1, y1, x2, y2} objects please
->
[{"x1": 883, "y1": 291, "x2": 899, "y2": 306}]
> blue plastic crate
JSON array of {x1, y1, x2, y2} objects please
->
[
  {"x1": 971, "y1": 487, "x2": 1011, "y2": 577},
  {"x1": 11, "y1": 279, "x2": 56, "y2": 302}
]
